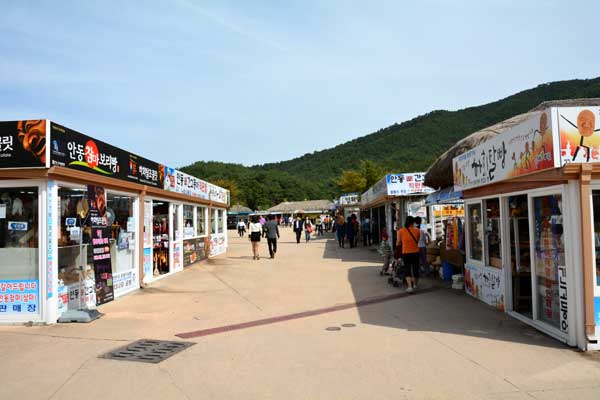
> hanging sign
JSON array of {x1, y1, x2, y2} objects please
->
[
  {"x1": 386, "y1": 173, "x2": 434, "y2": 196},
  {"x1": 163, "y1": 166, "x2": 210, "y2": 200},
  {"x1": 87, "y1": 185, "x2": 114, "y2": 305}
]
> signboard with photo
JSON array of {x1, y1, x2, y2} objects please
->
[
  {"x1": 0, "y1": 120, "x2": 47, "y2": 168},
  {"x1": 87, "y1": 185, "x2": 114, "y2": 305},
  {"x1": 163, "y1": 166, "x2": 210, "y2": 200},
  {"x1": 50, "y1": 122, "x2": 162, "y2": 187}
]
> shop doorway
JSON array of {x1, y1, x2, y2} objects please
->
[
  {"x1": 152, "y1": 201, "x2": 170, "y2": 276},
  {"x1": 507, "y1": 195, "x2": 532, "y2": 318}
]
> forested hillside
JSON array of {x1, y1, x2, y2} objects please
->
[{"x1": 181, "y1": 77, "x2": 600, "y2": 209}]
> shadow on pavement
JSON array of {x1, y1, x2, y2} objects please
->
[
  {"x1": 347, "y1": 265, "x2": 566, "y2": 349},
  {"x1": 322, "y1": 235, "x2": 381, "y2": 263}
]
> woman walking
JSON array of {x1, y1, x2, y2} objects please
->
[
  {"x1": 397, "y1": 216, "x2": 421, "y2": 293},
  {"x1": 304, "y1": 217, "x2": 313, "y2": 242},
  {"x1": 335, "y1": 214, "x2": 346, "y2": 248},
  {"x1": 249, "y1": 216, "x2": 263, "y2": 260}
]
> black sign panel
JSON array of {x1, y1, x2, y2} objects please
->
[
  {"x1": 87, "y1": 185, "x2": 114, "y2": 306},
  {"x1": 0, "y1": 120, "x2": 47, "y2": 168},
  {"x1": 50, "y1": 122, "x2": 163, "y2": 187}
]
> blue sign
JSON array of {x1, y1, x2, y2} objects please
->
[
  {"x1": 595, "y1": 297, "x2": 600, "y2": 326},
  {"x1": 8, "y1": 221, "x2": 28, "y2": 231},
  {"x1": 0, "y1": 280, "x2": 39, "y2": 314}
]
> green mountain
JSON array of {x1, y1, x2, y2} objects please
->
[{"x1": 181, "y1": 77, "x2": 600, "y2": 209}]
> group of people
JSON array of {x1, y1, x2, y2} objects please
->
[
  {"x1": 292, "y1": 216, "x2": 324, "y2": 243},
  {"x1": 333, "y1": 213, "x2": 373, "y2": 248},
  {"x1": 378, "y1": 215, "x2": 430, "y2": 293}
]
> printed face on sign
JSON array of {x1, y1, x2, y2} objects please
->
[{"x1": 577, "y1": 110, "x2": 596, "y2": 137}]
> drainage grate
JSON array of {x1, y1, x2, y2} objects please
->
[{"x1": 101, "y1": 339, "x2": 195, "y2": 364}]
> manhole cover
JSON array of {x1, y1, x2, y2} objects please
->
[
  {"x1": 341, "y1": 323, "x2": 356, "y2": 328},
  {"x1": 101, "y1": 339, "x2": 195, "y2": 364},
  {"x1": 325, "y1": 326, "x2": 341, "y2": 331}
]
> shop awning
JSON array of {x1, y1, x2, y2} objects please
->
[{"x1": 425, "y1": 186, "x2": 463, "y2": 205}]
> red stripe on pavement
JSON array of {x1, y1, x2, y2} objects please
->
[{"x1": 175, "y1": 287, "x2": 436, "y2": 339}]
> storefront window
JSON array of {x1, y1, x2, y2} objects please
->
[
  {"x1": 172, "y1": 204, "x2": 180, "y2": 241},
  {"x1": 211, "y1": 209, "x2": 216, "y2": 235},
  {"x1": 593, "y1": 191, "x2": 600, "y2": 287},
  {"x1": 533, "y1": 194, "x2": 565, "y2": 330},
  {"x1": 197, "y1": 206, "x2": 206, "y2": 236},
  {"x1": 484, "y1": 198, "x2": 501, "y2": 268},
  {"x1": 468, "y1": 203, "x2": 483, "y2": 262},
  {"x1": 183, "y1": 205, "x2": 194, "y2": 239},
  {"x1": 0, "y1": 187, "x2": 39, "y2": 280},
  {"x1": 217, "y1": 209, "x2": 224, "y2": 234},
  {"x1": 107, "y1": 193, "x2": 135, "y2": 274}
]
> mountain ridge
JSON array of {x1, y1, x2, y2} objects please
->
[{"x1": 181, "y1": 77, "x2": 600, "y2": 209}]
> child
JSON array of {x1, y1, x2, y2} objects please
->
[{"x1": 378, "y1": 232, "x2": 393, "y2": 275}]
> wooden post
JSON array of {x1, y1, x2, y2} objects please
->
[{"x1": 579, "y1": 164, "x2": 595, "y2": 338}]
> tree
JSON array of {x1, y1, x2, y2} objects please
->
[
  {"x1": 337, "y1": 170, "x2": 367, "y2": 194},
  {"x1": 359, "y1": 160, "x2": 386, "y2": 188},
  {"x1": 212, "y1": 178, "x2": 241, "y2": 205}
]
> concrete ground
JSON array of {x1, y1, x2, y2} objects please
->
[{"x1": 1, "y1": 228, "x2": 600, "y2": 400}]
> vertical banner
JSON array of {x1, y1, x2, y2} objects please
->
[{"x1": 87, "y1": 185, "x2": 114, "y2": 305}]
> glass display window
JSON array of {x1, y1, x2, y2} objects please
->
[
  {"x1": 211, "y1": 209, "x2": 216, "y2": 235},
  {"x1": 107, "y1": 193, "x2": 136, "y2": 275},
  {"x1": 484, "y1": 198, "x2": 502, "y2": 268},
  {"x1": 183, "y1": 205, "x2": 194, "y2": 239},
  {"x1": 533, "y1": 193, "x2": 565, "y2": 330},
  {"x1": 217, "y1": 209, "x2": 224, "y2": 234},
  {"x1": 0, "y1": 187, "x2": 39, "y2": 281},
  {"x1": 467, "y1": 202, "x2": 483, "y2": 262},
  {"x1": 197, "y1": 206, "x2": 206, "y2": 236},
  {"x1": 171, "y1": 203, "x2": 181, "y2": 241}
]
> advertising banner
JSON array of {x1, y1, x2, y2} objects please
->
[
  {"x1": 209, "y1": 183, "x2": 229, "y2": 205},
  {"x1": 0, "y1": 120, "x2": 47, "y2": 168},
  {"x1": 142, "y1": 248, "x2": 152, "y2": 283},
  {"x1": 453, "y1": 111, "x2": 556, "y2": 191},
  {"x1": 386, "y1": 173, "x2": 434, "y2": 196},
  {"x1": 87, "y1": 185, "x2": 114, "y2": 305},
  {"x1": 464, "y1": 263, "x2": 504, "y2": 310},
  {"x1": 557, "y1": 107, "x2": 600, "y2": 164},
  {"x1": 50, "y1": 122, "x2": 162, "y2": 187},
  {"x1": 113, "y1": 270, "x2": 138, "y2": 297},
  {"x1": 163, "y1": 166, "x2": 210, "y2": 200},
  {"x1": 0, "y1": 280, "x2": 39, "y2": 314}
]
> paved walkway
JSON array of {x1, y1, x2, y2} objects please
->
[{"x1": 1, "y1": 229, "x2": 600, "y2": 399}]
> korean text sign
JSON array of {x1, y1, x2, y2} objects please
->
[
  {"x1": 0, "y1": 280, "x2": 39, "y2": 314},
  {"x1": 386, "y1": 173, "x2": 434, "y2": 196},
  {"x1": 453, "y1": 111, "x2": 556, "y2": 191}
]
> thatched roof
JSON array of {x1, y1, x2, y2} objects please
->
[
  {"x1": 267, "y1": 200, "x2": 334, "y2": 214},
  {"x1": 229, "y1": 204, "x2": 253, "y2": 214},
  {"x1": 424, "y1": 98, "x2": 600, "y2": 190}
]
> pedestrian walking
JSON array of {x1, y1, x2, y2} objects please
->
[
  {"x1": 335, "y1": 214, "x2": 346, "y2": 248},
  {"x1": 249, "y1": 216, "x2": 263, "y2": 260},
  {"x1": 351, "y1": 214, "x2": 359, "y2": 248},
  {"x1": 259, "y1": 215, "x2": 266, "y2": 226},
  {"x1": 396, "y1": 216, "x2": 421, "y2": 292},
  {"x1": 304, "y1": 217, "x2": 313, "y2": 242},
  {"x1": 262, "y1": 215, "x2": 280, "y2": 259},
  {"x1": 346, "y1": 216, "x2": 356, "y2": 248},
  {"x1": 414, "y1": 216, "x2": 431, "y2": 276},
  {"x1": 316, "y1": 216, "x2": 323, "y2": 236},
  {"x1": 293, "y1": 216, "x2": 304, "y2": 244},
  {"x1": 361, "y1": 216, "x2": 371, "y2": 246},
  {"x1": 237, "y1": 219, "x2": 246, "y2": 237}
]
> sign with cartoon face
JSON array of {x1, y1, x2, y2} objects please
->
[
  {"x1": 558, "y1": 107, "x2": 600, "y2": 163},
  {"x1": 453, "y1": 111, "x2": 556, "y2": 191}
]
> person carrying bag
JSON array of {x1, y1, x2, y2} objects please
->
[{"x1": 396, "y1": 215, "x2": 421, "y2": 293}]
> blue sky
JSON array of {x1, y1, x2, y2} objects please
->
[{"x1": 1, "y1": 1, "x2": 599, "y2": 167}]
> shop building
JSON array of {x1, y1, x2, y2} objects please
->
[
  {"x1": 360, "y1": 173, "x2": 434, "y2": 246},
  {"x1": 440, "y1": 100, "x2": 600, "y2": 350},
  {"x1": 0, "y1": 120, "x2": 229, "y2": 324}
]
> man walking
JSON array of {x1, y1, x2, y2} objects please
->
[
  {"x1": 293, "y1": 216, "x2": 303, "y2": 244},
  {"x1": 263, "y1": 215, "x2": 280, "y2": 258}
]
